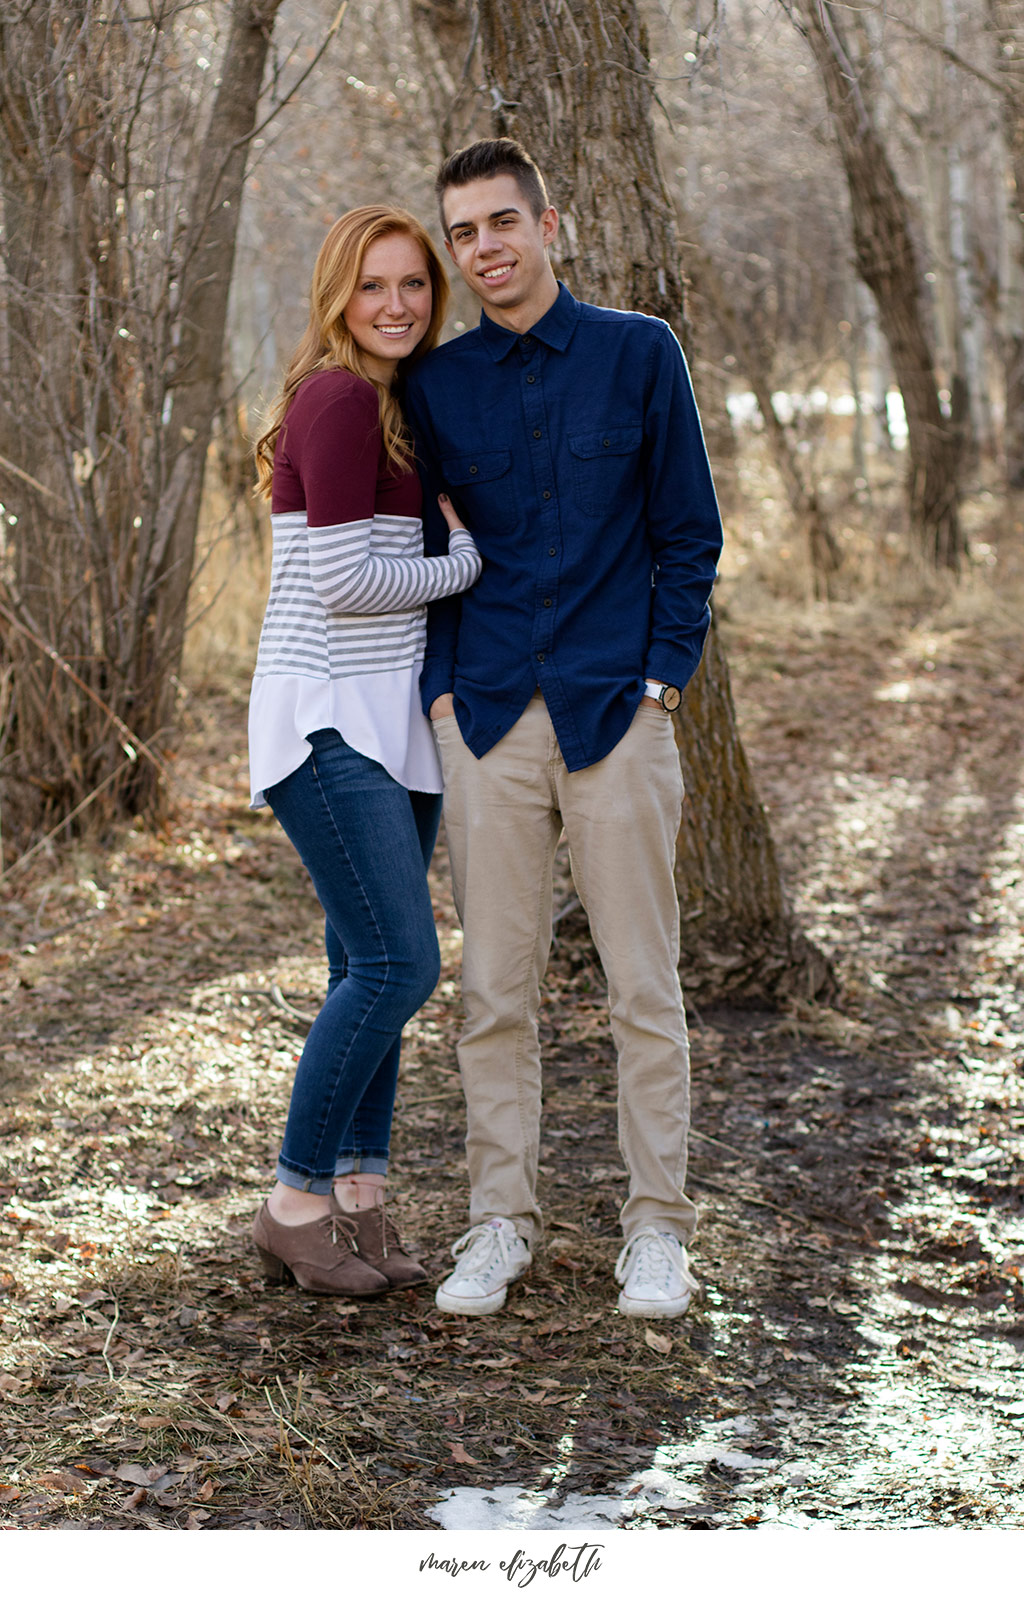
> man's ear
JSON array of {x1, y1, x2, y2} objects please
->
[
  {"x1": 541, "y1": 206, "x2": 559, "y2": 248},
  {"x1": 443, "y1": 236, "x2": 456, "y2": 262}
]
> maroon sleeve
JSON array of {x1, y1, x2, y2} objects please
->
[{"x1": 272, "y1": 372, "x2": 382, "y2": 525}]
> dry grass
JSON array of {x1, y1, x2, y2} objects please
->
[{"x1": 180, "y1": 478, "x2": 270, "y2": 694}]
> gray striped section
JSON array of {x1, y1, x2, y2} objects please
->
[
  {"x1": 254, "y1": 511, "x2": 478, "y2": 680},
  {"x1": 308, "y1": 513, "x2": 479, "y2": 612}
]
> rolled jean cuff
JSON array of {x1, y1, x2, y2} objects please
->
[
  {"x1": 275, "y1": 1159, "x2": 335, "y2": 1196},
  {"x1": 334, "y1": 1155, "x2": 389, "y2": 1177}
]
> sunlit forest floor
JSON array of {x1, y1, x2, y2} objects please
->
[{"x1": 1, "y1": 462, "x2": 1023, "y2": 1530}]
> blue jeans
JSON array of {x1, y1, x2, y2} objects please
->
[{"x1": 266, "y1": 729, "x2": 441, "y2": 1193}]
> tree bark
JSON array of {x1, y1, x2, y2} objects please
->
[
  {"x1": 988, "y1": 0, "x2": 1024, "y2": 488},
  {"x1": 470, "y1": 0, "x2": 832, "y2": 1004},
  {"x1": 786, "y1": 0, "x2": 967, "y2": 568}
]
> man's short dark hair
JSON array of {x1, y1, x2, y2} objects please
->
[{"x1": 435, "y1": 138, "x2": 550, "y2": 238}]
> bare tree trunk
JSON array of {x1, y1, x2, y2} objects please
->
[
  {"x1": 0, "y1": 0, "x2": 284, "y2": 854},
  {"x1": 673, "y1": 623, "x2": 832, "y2": 1001},
  {"x1": 988, "y1": 0, "x2": 1024, "y2": 488},
  {"x1": 144, "y1": 0, "x2": 286, "y2": 752},
  {"x1": 914, "y1": 0, "x2": 992, "y2": 464},
  {"x1": 786, "y1": 0, "x2": 967, "y2": 568},
  {"x1": 467, "y1": 0, "x2": 832, "y2": 1003}
]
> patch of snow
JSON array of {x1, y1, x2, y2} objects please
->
[
  {"x1": 428, "y1": 1415, "x2": 770, "y2": 1531},
  {"x1": 428, "y1": 1484, "x2": 626, "y2": 1532}
]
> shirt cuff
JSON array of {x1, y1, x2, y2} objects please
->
[
  {"x1": 646, "y1": 625, "x2": 710, "y2": 693},
  {"x1": 420, "y1": 659, "x2": 455, "y2": 718}
]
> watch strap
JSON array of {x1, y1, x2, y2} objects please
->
[{"x1": 645, "y1": 679, "x2": 681, "y2": 711}]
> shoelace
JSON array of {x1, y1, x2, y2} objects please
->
[
  {"x1": 322, "y1": 1212, "x2": 358, "y2": 1253},
  {"x1": 450, "y1": 1222, "x2": 513, "y2": 1276},
  {"x1": 376, "y1": 1197, "x2": 402, "y2": 1258},
  {"x1": 615, "y1": 1228, "x2": 697, "y2": 1294}
]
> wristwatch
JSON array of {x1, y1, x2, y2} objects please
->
[{"x1": 645, "y1": 679, "x2": 682, "y2": 713}]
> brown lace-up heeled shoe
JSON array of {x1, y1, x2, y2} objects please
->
[
  {"x1": 336, "y1": 1196, "x2": 428, "y2": 1288},
  {"x1": 253, "y1": 1202, "x2": 389, "y2": 1296}
]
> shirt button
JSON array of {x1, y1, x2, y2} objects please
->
[
  {"x1": 543, "y1": 490, "x2": 551, "y2": 500},
  {"x1": 527, "y1": 375, "x2": 536, "y2": 384},
  {"x1": 469, "y1": 465, "x2": 478, "y2": 474},
  {"x1": 603, "y1": 438, "x2": 610, "y2": 448},
  {"x1": 536, "y1": 652, "x2": 545, "y2": 662},
  {"x1": 548, "y1": 547, "x2": 556, "y2": 556},
  {"x1": 543, "y1": 597, "x2": 552, "y2": 607},
  {"x1": 533, "y1": 429, "x2": 542, "y2": 439}
]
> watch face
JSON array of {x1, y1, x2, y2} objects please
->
[{"x1": 661, "y1": 685, "x2": 682, "y2": 712}]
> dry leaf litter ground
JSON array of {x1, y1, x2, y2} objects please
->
[{"x1": 2, "y1": 498, "x2": 1024, "y2": 1532}]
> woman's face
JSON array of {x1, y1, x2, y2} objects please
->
[{"x1": 343, "y1": 233, "x2": 433, "y2": 383}]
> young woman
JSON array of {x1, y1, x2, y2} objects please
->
[{"x1": 249, "y1": 206, "x2": 480, "y2": 1296}]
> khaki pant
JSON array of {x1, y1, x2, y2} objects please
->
[{"x1": 432, "y1": 695, "x2": 697, "y2": 1247}]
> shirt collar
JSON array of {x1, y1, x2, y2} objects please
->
[{"x1": 476, "y1": 281, "x2": 580, "y2": 361}]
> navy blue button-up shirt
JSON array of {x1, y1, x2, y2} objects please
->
[{"x1": 403, "y1": 284, "x2": 722, "y2": 772}]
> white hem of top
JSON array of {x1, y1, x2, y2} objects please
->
[{"x1": 247, "y1": 666, "x2": 441, "y2": 806}]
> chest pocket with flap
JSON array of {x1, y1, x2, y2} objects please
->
[{"x1": 568, "y1": 424, "x2": 643, "y2": 517}]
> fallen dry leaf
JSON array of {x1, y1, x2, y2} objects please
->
[
  {"x1": 35, "y1": 1470, "x2": 85, "y2": 1494},
  {"x1": 115, "y1": 1463, "x2": 182, "y2": 1493},
  {"x1": 644, "y1": 1329, "x2": 673, "y2": 1355},
  {"x1": 448, "y1": 1442, "x2": 480, "y2": 1465}
]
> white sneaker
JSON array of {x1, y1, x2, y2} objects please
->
[
  {"x1": 435, "y1": 1217, "x2": 532, "y2": 1314},
  {"x1": 615, "y1": 1226, "x2": 699, "y2": 1318}
]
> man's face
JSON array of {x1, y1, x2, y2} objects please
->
[{"x1": 441, "y1": 173, "x2": 558, "y2": 329}]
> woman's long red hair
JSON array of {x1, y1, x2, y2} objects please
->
[{"x1": 254, "y1": 205, "x2": 449, "y2": 500}]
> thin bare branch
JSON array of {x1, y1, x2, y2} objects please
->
[{"x1": 0, "y1": 454, "x2": 73, "y2": 512}]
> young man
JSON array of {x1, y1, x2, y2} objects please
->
[{"x1": 403, "y1": 138, "x2": 722, "y2": 1319}]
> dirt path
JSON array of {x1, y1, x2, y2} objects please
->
[{"x1": 1, "y1": 584, "x2": 1023, "y2": 1532}]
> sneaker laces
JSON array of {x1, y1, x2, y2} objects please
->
[
  {"x1": 615, "y1": 1228, "x2": 697, "y2": 1295},
  {"x1": 450, "y1": 1221, "x2": 515, "y2": 1276}
]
